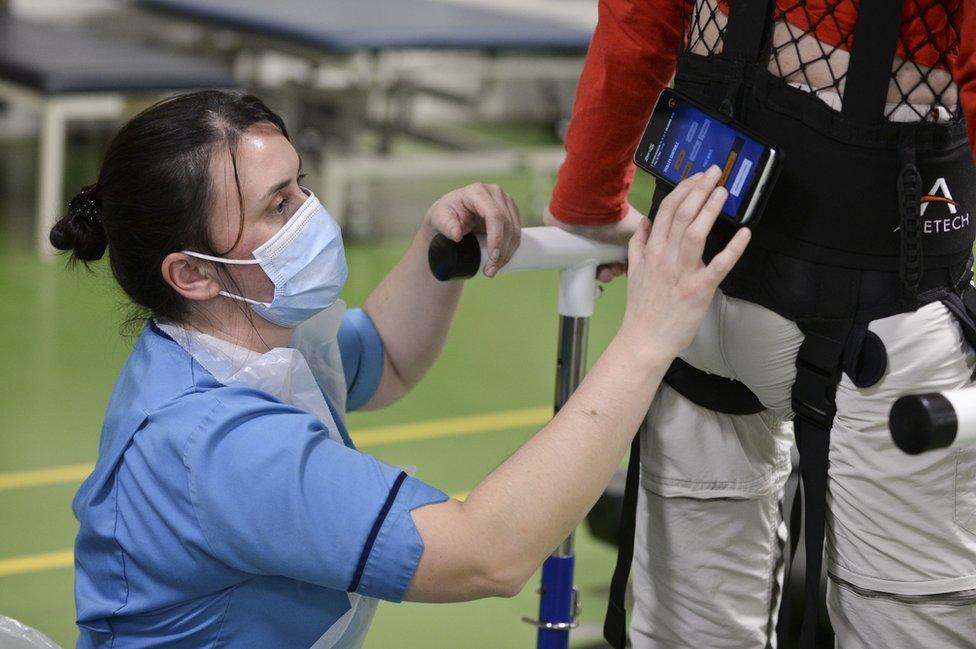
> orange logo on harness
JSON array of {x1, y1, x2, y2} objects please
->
[
  {"x1": 920, "y1": 177, "x2": 961, "y2": 216},
  {"x1": 893, "y1": 177, "x2": 971, "y2": 235},
  {"x1": 920, "y1": 177, "x2": 970, "y2": 234}
]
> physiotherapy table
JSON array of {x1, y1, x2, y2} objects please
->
[
  {"x1": 0, "y1": 12, "x2": 235, "y2": 254},
  {"x1": 132, "y1": 0, "x2": 593, "y2": 235}
]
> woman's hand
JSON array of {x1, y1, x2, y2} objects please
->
[
  {"x1": 424, "y1": 183, "x2": 522, "y2": 278},
  {"x1": 619, "y1": 166, "x2": 751, "y2": 363}
]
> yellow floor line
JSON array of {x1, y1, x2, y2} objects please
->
[
  {"x1": 0, "y1": 549, "x2": 73, "y2": 578},
  {"x1": 354, "y1": 406, "x2": 551, "y2": 448},
  {"x1": 0, "y1": 463, "x2": 94, "y2": 492},
  {"x1": 0, "y1": 490, "x2": 473, "y2": 578},
  {"x1": 0, "y1": 406, "x2": 551, "y2": 493}
]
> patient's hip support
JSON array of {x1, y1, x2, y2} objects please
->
[
  {"x1": 429, "y1": 226, "x2": 626, "y2": 649},
  {"x1": 890, "y1": 387, "x2": 976, "y2": 454}
]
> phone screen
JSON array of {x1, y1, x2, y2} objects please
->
[{"x1": 636, "y1": 91, "x2": 772, "y2": 220}]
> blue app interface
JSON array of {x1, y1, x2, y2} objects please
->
[{"x1": 641, "y1": 95, "x2": 766, "y2": 216}]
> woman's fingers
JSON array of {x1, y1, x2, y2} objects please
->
[
  {"x1": 425, "y1": 182, "x2": 523, "y2": 277},
  {"x1": 427, "y1": 204, "x2": 463, "y2": 242},
  {"x1": 497, "y1": 189, "x2": 522, "y2": 269},
  {"x1": 649, "y1": 172, "x2": 700, "y2": 251},
  {"x1": 704, "y1": 227, "x2": 751, "y2": 285},
  {"x1": 677, "y1": 183, "x2": 727, "y2": 270},
  {"x1": 629, "y1": 216, "x2": 652, "y2": 269},
  {"x1": 664, "y1": 166, "x2": 722, "y2": 263},
  {"x1": 456, "y1": 183, "x2": 521, "y2": 277}
]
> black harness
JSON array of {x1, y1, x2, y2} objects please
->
[{"x1": 604, "y1": 1, "x2": 976, "y2": 647}]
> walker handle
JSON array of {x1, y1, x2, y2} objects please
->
[
  {"x1": 428, "y1": 227, "x2": 627, "y2": 282},
  {"x1": 428, "y1": 233, "x2": 481, "y2": 281}
]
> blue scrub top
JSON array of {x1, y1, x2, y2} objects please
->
[{"x1": 72, "y1": 309, "x2": 448, "y2": 648}]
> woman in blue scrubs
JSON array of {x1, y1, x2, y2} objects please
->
[{"x1": 51, "y1": 90, "x2": 750, "y2": 648}]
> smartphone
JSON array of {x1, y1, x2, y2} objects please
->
[{"x1": 634, "y1": 88, "x2": 781, "y2": 224}]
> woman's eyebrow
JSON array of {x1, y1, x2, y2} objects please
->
[
  {"x1": 260, "y1": 156, "x2": 303, "y2": 202},
  {"x1": 261, "y1": 179, "x2": 290, "y2": 201}
]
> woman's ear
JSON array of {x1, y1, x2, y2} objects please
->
[{"x1": 161, "y1": 252, "x2": 221, "y2": 302}]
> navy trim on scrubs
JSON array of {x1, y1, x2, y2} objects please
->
[{"x1": 350, "y1": 470, "x2": 409, "y2": 592}]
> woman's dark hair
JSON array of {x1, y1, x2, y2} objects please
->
[{"x1": 49, "y1": 89, "x2": 289, "y2": 324}]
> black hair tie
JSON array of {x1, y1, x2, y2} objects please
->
[{"x1": 68, "y1": 184, "x2": 103, "y2": 229}]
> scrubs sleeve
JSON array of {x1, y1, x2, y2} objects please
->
[
  {"x1": 184, "y1": 388, "x2": 448, "y2": 601},
  {"x1": 337, "y1": 308, "x2": 385, "y2": 411}
]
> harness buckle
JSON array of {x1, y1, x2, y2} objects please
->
[{"x1": 792, "y1": 331, "x2": 844, "y2": 430}]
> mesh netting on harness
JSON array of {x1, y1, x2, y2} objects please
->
[{"x1": 683, "y1": 0, "x2": 963, "y2": 123}]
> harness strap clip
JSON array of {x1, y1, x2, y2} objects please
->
[{"x1": 719, "y1": 63, "x2": 744, "y2": 119}]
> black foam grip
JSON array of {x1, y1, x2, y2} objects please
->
[
  {"x1": 889, "y1": 393, "x2": 957, "y2": 455},
  {"x1": 428, "y1": 233, "x2": 481, "y2": 281}
]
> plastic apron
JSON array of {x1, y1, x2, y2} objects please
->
[{"x1": 157, "y1": 300, "x2": 379, "y2": 649}]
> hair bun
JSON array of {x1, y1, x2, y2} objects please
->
[{"x1": 49, "y1": 184, "x2": 108, "y2": 261}]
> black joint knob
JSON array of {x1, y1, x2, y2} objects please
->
[
  {"x1": 889, "y1": 393, "x2": 957, "y2": 455},
  {"x1": 428, "y1": 233, "x2": 481, "y2": 281}
]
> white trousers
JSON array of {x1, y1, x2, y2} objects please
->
[{"x1": 629, "y1": 292, "x2": 976, "y2": 649}]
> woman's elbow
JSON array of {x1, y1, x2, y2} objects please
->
[{"x1": 473, "y1": 555, "x2": 534, "y2": 599}]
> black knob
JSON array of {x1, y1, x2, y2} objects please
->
[
  {"x1": 428, "y1": 233, "x2": 481, "y2": 281},
  {"x1": 889, "y1": 393, "x2": 957, "y2": 455}
]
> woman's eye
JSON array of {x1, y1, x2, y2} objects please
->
[
  {"x1": 298, "y1": 173, "x2": 307, "y2": 183},
  {"x1": 273, "y1": 199, "x2": 288, "y2": 215}
]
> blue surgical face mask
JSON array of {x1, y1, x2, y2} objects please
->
[{"x1": 183, "y1": 189, "x2": 348, "y2": 327}]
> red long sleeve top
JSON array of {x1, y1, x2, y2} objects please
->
[{"x1": 549, "y1": 0, "x2": 976, "y2": 225}]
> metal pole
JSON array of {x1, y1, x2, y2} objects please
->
[
  {"x1": 426, "y1": 229, "x2": 625, "y2": 649},
  {"x1": 524, "y1": 315, "x2": 588, "y2": 649}
]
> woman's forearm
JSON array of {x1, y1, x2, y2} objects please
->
[
  {"x1": 407, "y1": 333, "x2": 669, "y2": 601},
  {"x1": 464, "y1": 334, "x2": 668, "y2": 583},
  {"x1": 361, "y1": 222, "x2": 463, "y2": 407},
  {"x1": 405, "y1": 168, "x2": 750, "y2": 603}
]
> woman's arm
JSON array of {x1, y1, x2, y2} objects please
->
[
  {"x1": 407, "y1": 167, "x2": 750, "y2": 601},
  {"x1": 359, "y1": 183, "x2": 521, "y2": 410}
]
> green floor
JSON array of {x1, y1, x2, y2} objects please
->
[{"x1": 0, "y1": 129, "x2": 648, "y2": 647}]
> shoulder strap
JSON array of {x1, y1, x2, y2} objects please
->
[
  {"x1": 843, "y1": 0, "x2": 905, "y2": 122},
  {"x1": 723, "y1": 0, "x2": 776, "y2": 62}
]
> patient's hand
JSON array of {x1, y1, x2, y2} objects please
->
[{"x1": 542, "y1": 203, "x2": 644, "y2": 282}]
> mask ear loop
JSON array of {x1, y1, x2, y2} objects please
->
[
  {"x1": 182, "y1": 250, "x2": 262, "y2": 265},
  {"x1": 216, "y1": 290, "x2": 270, "y2": 307},
  {"x1": 181, "y1": 250, "x2": 272, "y2": 307}
]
